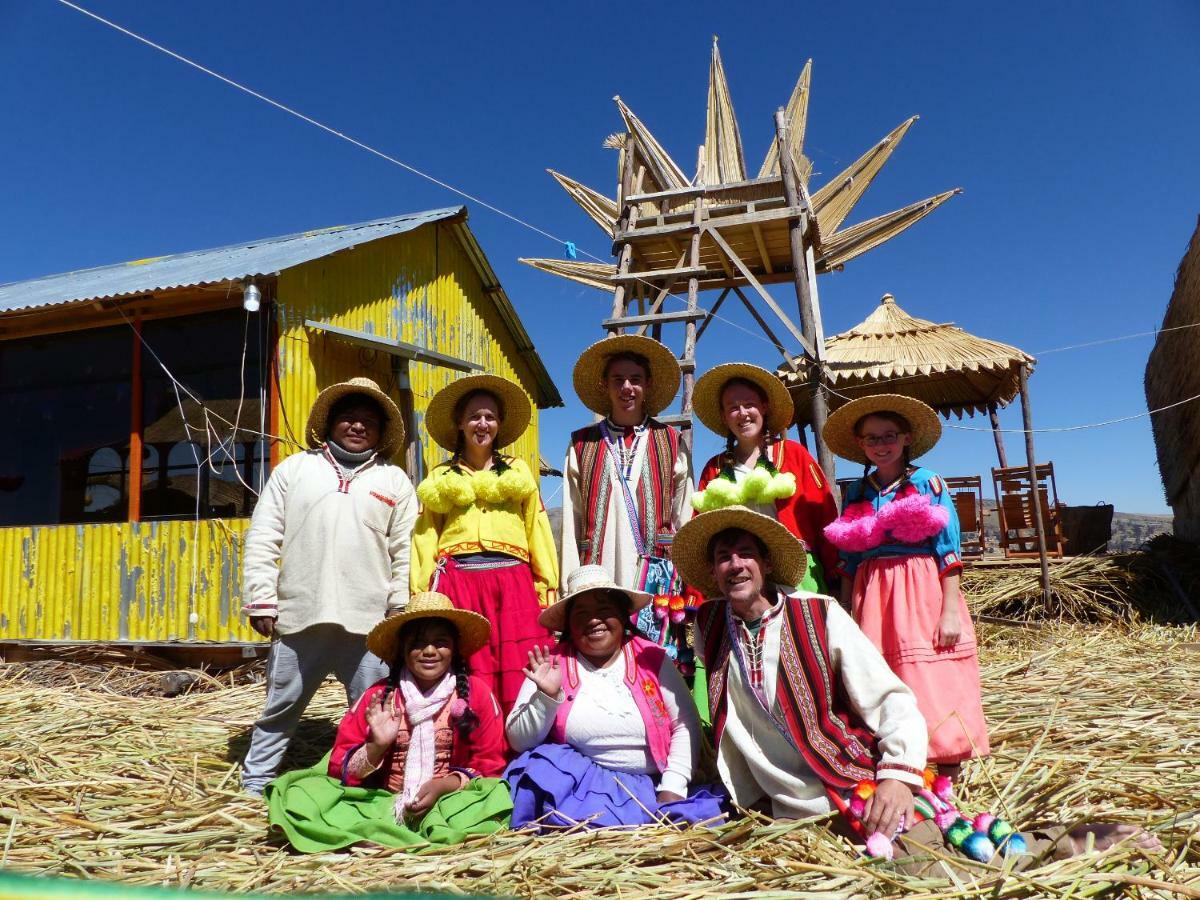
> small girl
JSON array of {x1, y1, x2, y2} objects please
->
[
  {"x1": 266, "y1": 593, "x2": 509, "y2": 852},
  {"x1": 691, "y1": 363, "x2": 839, "y2": 591},
  {"x1": 821, "y1": 395, "x2": 988, "y2": 779}
]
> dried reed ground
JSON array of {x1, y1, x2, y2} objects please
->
[{"x1": 1, "y1": 622, "x2": 1198, "y2": 898}]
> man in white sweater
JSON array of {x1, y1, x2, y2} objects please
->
[
  {"x1": 673, "y1": 506, "x2": 927, "y2": 834},
  {"x1": 240, "y1": 377, "x2": 417, "y2": 796}
]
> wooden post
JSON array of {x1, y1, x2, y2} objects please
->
[
  {"x1": 127, "y1": 315, "x2": 143, "y2": 522},
  {"x1": 1019, "y1": 365, "x2": 1051, "y2": 603},
  {"x1": 987, "y1": 401, "x2": 1009, "y2": 469},
  {"x1": 609, "y1": 135, "x2": 640, "y2": 330},
  {"x1": 393, "y1": 358, "x2": 422, "y2": 483},
  {"x1": 775, "y1": 108, "x2": 837, "y2": 491},
  {"x1": 677, "y1": 153, "x2": 706, "y2": 451}
]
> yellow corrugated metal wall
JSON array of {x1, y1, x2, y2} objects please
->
[
  {"x1": 0, "y1": 520, "x2": 249, "y2": 642},
  {"x1": 276, "y1": 222, "x2": 541, "y2": 476},
  {"x1": 0, "y1": 220, "x2": 543, "y2": 644}
]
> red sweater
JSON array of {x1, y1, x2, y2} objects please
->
[
  {"x1": 328, "y1": 675, "x2": 507, "y2": 788},
  {"x1": 697, "y1": 440, "x2": 840, "y2": 581}
]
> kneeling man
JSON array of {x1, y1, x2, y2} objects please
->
[{"x1": 673, "y1": 506, "x2": 1158, "y2": 869}]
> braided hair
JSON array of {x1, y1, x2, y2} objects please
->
[
  {"x1": 387, "y1": 618, "x2": 477, "y2": 736},
  {"x1": 452, "y1": 653, "x2": 479, "y2": 737},
  {"x1": 450, "y1": 390, "x2": 510, "y2": 476}
]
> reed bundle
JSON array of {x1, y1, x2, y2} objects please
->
[{"x1": 0, "y1": 622, "x2": 1197, "y2": 897}]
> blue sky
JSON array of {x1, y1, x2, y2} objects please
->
[{"x1": 3, "y1": 1, "x2": 1198, "y2": 513}]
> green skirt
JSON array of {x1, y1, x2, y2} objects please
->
[{"x1": 266, "y1": 754, "x2": 513, "y2": 853}]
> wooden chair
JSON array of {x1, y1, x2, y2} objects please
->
[
  {"x1": 944, "y1": 475, "x2": 986, "y2": 559},
  {"x1": 990, "y1": 463, "x2": 1066, "y2": 558}
]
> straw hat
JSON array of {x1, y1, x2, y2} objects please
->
[
  {"x1": 305, "y1": 377, "x2": 405, "y2": 458},
  {"x1": 822, "y1": 393, "x2": 942, "y2": 465},
  {"x1": 572, "y1": 335, "x2": 681, "y2": 417},
  {"x1": 538, "y1": 564, "x2": 651, "y2": 633},
  {"x1": 673, "y1": 506, "x2": 807, "y2": 599},
  {"x1": 424, "y1": 374, "x2": 532, "y2": 452},
  {"x1": 693, "y1": 363, "x2": 795, "y2": 438},
  {"x1": 366, "y1": 592, "x2": 491, "y2": 662}
]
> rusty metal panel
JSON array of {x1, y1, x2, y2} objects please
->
[
  {"x1": 277, "y1": 223, "x2": 543, "y2": 479},
  {"x1": 0, "y1": 520, "x2": 255, "y2": 643}
]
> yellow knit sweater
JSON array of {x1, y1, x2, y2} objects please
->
[{"x1": 411, "y1": 457, "x2": 559, "y2": 606}]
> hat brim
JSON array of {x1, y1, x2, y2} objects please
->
[
  {"x1": 424, "y1": 375, "x2": 532, "y2": 453},
  {"x1": 673, "y1": 506, "x2": 807, "y2": 599},
  {"x1": 822, "y1": 394, "x2": 942, "y2": 465},
  {"x1": 306, "y1": 380, "x2": 406, "y2": 458},
  {"x1": 538, "y1": 584, "x2": 651, "y2": 633},
  {"x1": 573, "y1": 335, "x2": 681, "y2": 417},
  {"x1": 367, "y1": 605, "x2": 491, "y2": 662},
  {"x1": 693, "y1": 363, "x2": 795, "y2": 437}
]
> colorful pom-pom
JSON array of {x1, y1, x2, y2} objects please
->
[
  {"x1": 988, "y1": 818, "x2": 1015, "y2": 844},
  {"x1": 935, "y1": 808, "x2": 961, "y2": 831},
  {"x1": 945, "y1": 818, "x2": 973, "y2": 848},
  {"x1": 865, "y1": 831, "x2": 894, "y2": 860},
  {"x1": 973, "y1": 813, "x2": 997, "y2": 833},
  {"x1": 875, "y1": 491, "x2": 951, "y2": 542},
  {"x1": 852, "y1": 781, "x2": 876, "y2": 801},
  {"x1": 932, "y1": 775, "x2": 954, "y2": 803},
  {"x1": 912, "y1": 795, "x2": 936, "y2": 822},
  {"x1": 763, "y1": 470, "x2": 797, "y2": 501},
  {"x1": 923, "y1": 768, "x2": 937, "y2": 790},
  {"x1": 848, "y1": 794, "x2": 867, "y2": 819},
  {"x1": 997, "y1": 833, "x2": 1028, "y2": 856},
  {"x1": 448, "y1": 698, "x2": 468, "y2": 719},
  {"x1": 960, "y1": 832, "x2": 996, "y2": 862}
]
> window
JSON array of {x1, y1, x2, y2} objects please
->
[{"x1": 0, "y1": 308, "x2": 269, "y2": 527}]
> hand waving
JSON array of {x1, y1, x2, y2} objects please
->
[
  {"x1": 365, "y1": 691, "x2": 401, "y2": 751},
  {"x1": 522, "y1": 645, "x2": 563, "y2": 699}
]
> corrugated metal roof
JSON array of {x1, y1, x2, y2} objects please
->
[{"x1": 0, "y1": 206, "x2": 466, "y2": 313}]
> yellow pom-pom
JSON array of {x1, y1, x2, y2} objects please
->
[
  {"x1": 764, "y1": 471, "x2": 797, "y2": 501},
  {"x1": 441, "y1": 470, "x2": 476, "y2": 508},
  {"x1": 741, "y1": 466, "x2": 772, "y2": 502},
  {"x1": 497, "y1": 465, "x2": 536, "y2": 503},
  {"x1": 472, "y1": 470, "x2": 503, "y2": 505}
]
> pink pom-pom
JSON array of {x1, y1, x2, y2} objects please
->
[
  {"x1": 654, "y1": 604, "x2": 668, "y2": 620},
  {"x1": 876, "y1": 492, "x2": 950, "y2": 543},
  {"x1": 824, "y1": 502, "x2": 887, "y2": 552},
  {"x1": 848, "y1": 795, "x2": 867, "y2": 819},
  {"x1": 448, "y1": 698, "x2": 468, "y2": 719},
  {"x1": 934, "y1": 808, "x2": 959, "y2": 831},
  {"x1": 865, "y1": 831, "x2": 894, "y2": 860},
  {"x1": 669, "y1": 609, "x2": 686, "y2": 624},
  {"x1": 973, "y1": 812, "x2": 997, "y2": 833},
  {"x1": 933, "y1": 774, "x2": 954, "y2": 803}
]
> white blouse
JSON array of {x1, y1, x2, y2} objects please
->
[{"x1": 506, "y1": 650, "x2": 699, "y2": 797}]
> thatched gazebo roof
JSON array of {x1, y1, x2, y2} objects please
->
[{"x1": 783, "y1": 293, "x2": 1035, "y2": 423}]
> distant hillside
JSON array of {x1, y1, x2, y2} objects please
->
[{"x1": 979, "y1": 502, "x2": 1171, "y2": 553}]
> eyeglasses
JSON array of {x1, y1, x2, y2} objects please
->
[{"x1": 859, "y1": 432, "x2": 901, "y2": 448}]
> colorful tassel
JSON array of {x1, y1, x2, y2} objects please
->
[
  {"x1": 973, "y1": 812, "x2": 997, "y2": 833},
  {"x1": 932, "y1": 775, "x2": 954, "y2": 803}
]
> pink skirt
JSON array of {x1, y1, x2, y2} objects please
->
[
  {"x1": 432, "y1": 555, "x2": 551, "y2": 718},
  {"x1": 852, "y1": 555, "x2": 990, "y2": 763}
]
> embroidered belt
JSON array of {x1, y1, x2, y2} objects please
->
[{"x1": 448, "y1": 554, "x2": 524, "y2": 571}]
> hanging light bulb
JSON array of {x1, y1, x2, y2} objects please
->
[{"x1": 242, "y1": 278, "x2": 261, "y2": 313}]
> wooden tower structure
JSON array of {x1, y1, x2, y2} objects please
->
[{"x1": 522, "y1": 39, "x2": 960, "y2": 481}]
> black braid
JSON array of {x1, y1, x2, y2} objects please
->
[
  {"x1": 897, "y1": 447, "x2": 915, "y2": 495},
  {"x1": 452, "y1": 654, "x2": 479, "y2": 737},
  {"x1": 450, "y1": 433, "x2": 466, "y2": 473},
  {"x1": 491, "y1": 451, "x2": 510, "y2": 474}
]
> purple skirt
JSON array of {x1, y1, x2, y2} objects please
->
[{"x1": 504, "y1": 743, "x2": 726, "y2": 831}]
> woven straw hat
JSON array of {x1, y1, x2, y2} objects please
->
[
  {"x1": 424, "y1": 374, "x2": 532, "y2": 452},
  {"x1": 693, "y1": 363, "x2": 795, "y2": 438},
  {"x1": 572, "y1": 335, "x2": 681, "y2": 417},
  {"x1": 822, "y1": 394, "x2": 942, "y2": 465},
  {"x1": 673, "y1": 506, "x2": 807, "y2": 599},
  {"x1": 305, "y1": 377, "x2": 405, "y2": 458},
  {"x1": 538, "y1": 564, "x2": 650, "y2": 633},
  {"x1": 366, "y1": 592, "x2": 491, "y2": 662}
]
